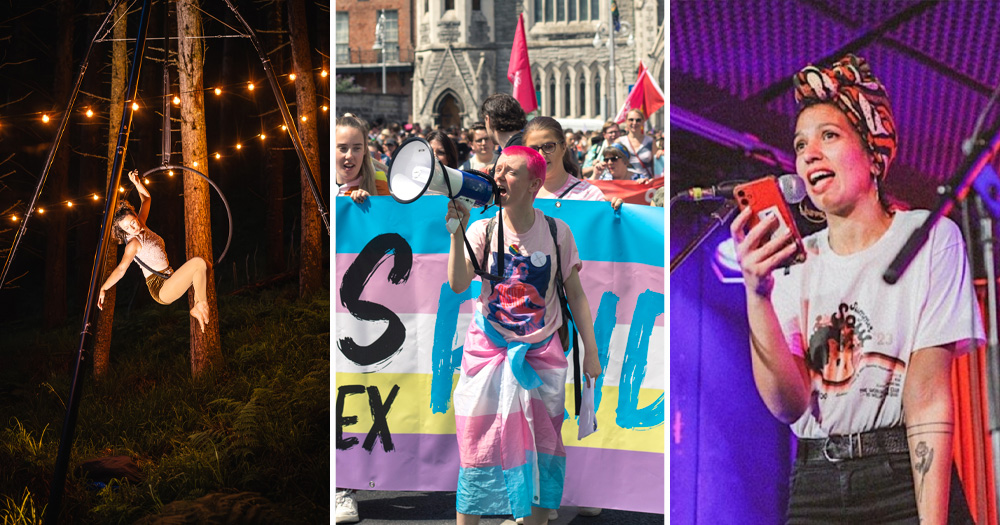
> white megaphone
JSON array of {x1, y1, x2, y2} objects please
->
[{"x1": 387, "y1": 137, "x2": 496, "y2": 233}]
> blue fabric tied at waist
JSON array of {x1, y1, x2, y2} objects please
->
[{"x1": 475, "y1": 311, "x2": 551, "y2": 390}]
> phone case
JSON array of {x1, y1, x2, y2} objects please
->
[{"x1": 733, "y1": 176, "x2": 806, "y2": 266}]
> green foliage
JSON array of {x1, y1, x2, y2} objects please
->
[
  {"x1": 0, "y1": 284, "x2": 330, "y2": 524},
  {"x1": 0, "y1": 488, "x2": 45, "y2": 525},
  {"x1": 335, "y1": 74, "x2": 363, "y2": 93}
]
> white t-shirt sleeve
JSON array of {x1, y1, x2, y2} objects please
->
[{"x1": 913, "y1": 217, "x2": 985, "y2": 356}]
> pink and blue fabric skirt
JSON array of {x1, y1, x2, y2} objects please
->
[{"x1": 453, "y1": 312, "x2": 568, "y2": 519}]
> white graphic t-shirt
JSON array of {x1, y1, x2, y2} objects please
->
[{"x1": 771, "y1": 209, "x2": 984, "y2": 438}]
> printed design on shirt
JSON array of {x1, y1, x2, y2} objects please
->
[
  {"x1": 806, "y1": 302, "x2": 874, "y2": 389},
  {"x1": 486, "y1": 251, "x2": 552, "y2": 335}
]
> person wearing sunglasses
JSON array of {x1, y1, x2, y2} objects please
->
[
  {"x1": 616, "y1": 109, "x2": 655, "y2": 179},
  {"x1": 595, "y1": 143, "x2": 636, "y2": 182},
  {"x1": 583, "y1": 121, "x2": 623, "y2": 179}
]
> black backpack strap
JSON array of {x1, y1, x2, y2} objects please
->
[
  {"x1": 557, "y1": 180, "x2": 582, "y2": 199},
  {"x1": 480, "y1": 215, "x2": 498, "y2": 282},
  {"x1": 546, "y1": 215, "x2": 582, "y2": 416}
]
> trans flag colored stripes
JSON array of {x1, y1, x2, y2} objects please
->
[{"x1": 335, "y1": 196, "x2": 664, "y2": 514}]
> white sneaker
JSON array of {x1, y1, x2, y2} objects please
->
[
  {"x1": 335, "y1": 490, "x2": 359, "y2": 523},
  {"x1": 578, "y1": 506, "x2": 602, "y2": 516}
]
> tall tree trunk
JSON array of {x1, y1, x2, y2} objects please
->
[
  {"x1": 92, "y1": 0, "x2": 128, "y2": 380},
  {"x1": 43, "y1": 0, "x2": 74, "y2": 329},
  {"x1": 264, "y1": 1, "x2": 286, "y2": 276},
  {"x1": 177, "y1": 0, "x2": 223, "y2": 375},
  {"x1": 287, "y1": 0, "x2": 323, "y2": 298}
]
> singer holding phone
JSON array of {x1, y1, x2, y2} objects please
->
[{"x1": 730, "y1": 54, "x2": 984, "y2": 523}]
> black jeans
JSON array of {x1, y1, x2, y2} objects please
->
[{"x1": 786, "y1": 452, "x2": 974, "y2": 524}]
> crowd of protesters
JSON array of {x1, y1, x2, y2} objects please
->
[{"x1": 337, "y1": 107, "x2": 665, "y2": 206}]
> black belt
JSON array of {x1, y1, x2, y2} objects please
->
[{"x1": 797, "y1": 426, "x2": 909, "y2": 463}]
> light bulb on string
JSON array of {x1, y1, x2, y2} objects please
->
[
  {"x1": 280, "y1": 125, "x2": 287, "y2": 131},
  {"x1": 260, "y1": 133, "x2": 266, "y2": 140},
  {"x1": 167, "y1": 170, "x2": 174, "y2": 177},
  {"x1": 86, "y1": 108, "x2": 94, "y2": 118},
  {"x1": 300, "y1": 116, "x2": 307, "y2": 122},
  {"x1": 42, "y1": 114, "x2": 50, "y2": 123},
  {"x1": 321, "y1": 105, "x2": 328, "y2": 112},
  {"x1": 214, "y1": 152, "x2": 221, "y2": 160},
  {"x1": 248, "y1": 82, "x2": 255, "y2": 91},
  {"x1": 193, "y1": 161, "x2": 198, "y2": 167},
  {"x1": 67, "y1": 201, "x2": 73, "y2": 208},
  {"x1": 131, "y1": 102, "x2": 139, "y2": 111},
  {"x1": 321, "y1": 69, "x2": 328, "y2": 78},
  {"x1": 236, "y1": 143, "x2": 242, "y2": 150},
  {"x1": 172, "y1": 96, "x2": 180, "y2": 105},
  {"x1": 10, "y1": 214, "x2": 17, "y2": 222},
  {"x1": 37, "y1": 208, "x2": 44, "y2": 214},
  {"x1": 143, "y1": 178, "x2": 149, "y2": 185},
  {"x1": 289, "y1": 73, "x2": 296, "y2": 81},
  {"x1": 119, "y1": 186, "x2": 125, "y2": 193},
  {"x1": 92, "y1": 194, "x2": 99, "y2": 201},
  {"x1": 214, "y1": 88, "x2": 222, "y2": 96}
]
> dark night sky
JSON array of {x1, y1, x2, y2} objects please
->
[{"x1": 0, "y1": 0, "x2": 330, "y2": 326}]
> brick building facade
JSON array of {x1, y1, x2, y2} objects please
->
[
  {"x1": 335, "y1": 0, "x2": 416, "y2": 123},
  {"x1": 410, "y1": 0, "x2": 663, "y2": 129}
]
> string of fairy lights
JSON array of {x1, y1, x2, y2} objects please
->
[{"x1": 4, "y1": 67, "x2": 330, "y2": 224}]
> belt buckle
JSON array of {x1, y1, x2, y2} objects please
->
[{"x1": 822, "y1": 436, "x2": 854, "y2": 463}]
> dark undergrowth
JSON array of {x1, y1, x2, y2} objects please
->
[{"x1": 0, "y1": 283, "x2": 330, "y2": 524}]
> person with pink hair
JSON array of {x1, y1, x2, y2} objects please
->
[{"x1": 446, "y1": 146, "x2": 602, "y2": 525}]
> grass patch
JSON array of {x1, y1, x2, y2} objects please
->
[{"x1": 0, "y1": 283, "x2": 329, "y2": 524}]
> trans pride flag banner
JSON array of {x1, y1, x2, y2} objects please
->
[{"x1": 335, "y1": 196, "x2": 664, "y2": 514}]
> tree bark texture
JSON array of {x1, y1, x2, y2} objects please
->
[
  {"x1": 92, "y1": 0, "x2": 128, "y2": 380},
  {"x1": 287, "y1": 0, "x2": 324, "y2": 298},
  {"x1": 43, "y1": 0, "x2": 74, "y2": 329},
  {"x1": 264, "y1": 0, "x2": 286, "y2": 276},
  {"x1": 177, "y1": 0, "x2": 223, "y2": 375}
]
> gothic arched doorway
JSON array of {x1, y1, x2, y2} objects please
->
[{"x1": 435, "y1": 92, "x2": 462, "y2": 128}]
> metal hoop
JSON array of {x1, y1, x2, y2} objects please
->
[{"x1": 137, "y1": 164, "x2": 234, "y2": 266}]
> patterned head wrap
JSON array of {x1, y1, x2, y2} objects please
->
[{"x1": 793, "y1": 54, "x2": 897, "y2": 179}]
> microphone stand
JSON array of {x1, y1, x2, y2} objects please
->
[
  {"x1": 881, "y1": 114, "x2": 1000, "y2": 513},
  {"x1": 670, "y1": 200, "x2": 737, "y2": 274},
  {"x1": 973, "y1": 193, "x2": 1000, "y2": 517}
]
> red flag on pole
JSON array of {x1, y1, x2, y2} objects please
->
[
  {"x1": 614, "y1": 67, "x2": 664, "y2": 123},
  {"x1": 508, "y1": 13, "x2": 538, "y2": 114}
]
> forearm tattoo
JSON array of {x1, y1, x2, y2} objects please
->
[
  {"x1": 906, "y1": 422, "x2": 953, "y2": 505},
  {"x1": 913, "y1": 441, "x2": 934, "y2": 504}
]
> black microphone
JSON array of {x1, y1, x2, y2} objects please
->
[{"x1": 681, "y1": 174, "x2": 806, "y2": 203}]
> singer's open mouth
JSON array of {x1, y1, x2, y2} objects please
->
[{"x1": 808, "y1": 170, "x2": 834, "y2": 185}]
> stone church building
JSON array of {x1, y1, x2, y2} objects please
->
[{"x1": 411, "y1": 0, "x2": 664, "y2": 130}]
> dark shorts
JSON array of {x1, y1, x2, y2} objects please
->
[
  {"x1": 787, "y1": 451, "x2": 974, "y2": 524},
  {"x1": 145, "y1": 268, "x2": 173, "y2": 305}
]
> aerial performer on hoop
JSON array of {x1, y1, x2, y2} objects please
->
[{"x1": 97, "y1": 169, "x2": 211, "y2": 332}]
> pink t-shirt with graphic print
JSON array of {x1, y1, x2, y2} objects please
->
[{"x1": 464, "y1": 208, "x2": 581, "y2": 344}]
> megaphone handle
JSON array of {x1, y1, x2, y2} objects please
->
[{"x1": 446, "y1": 217, "x2": 460, "y2": 234}]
